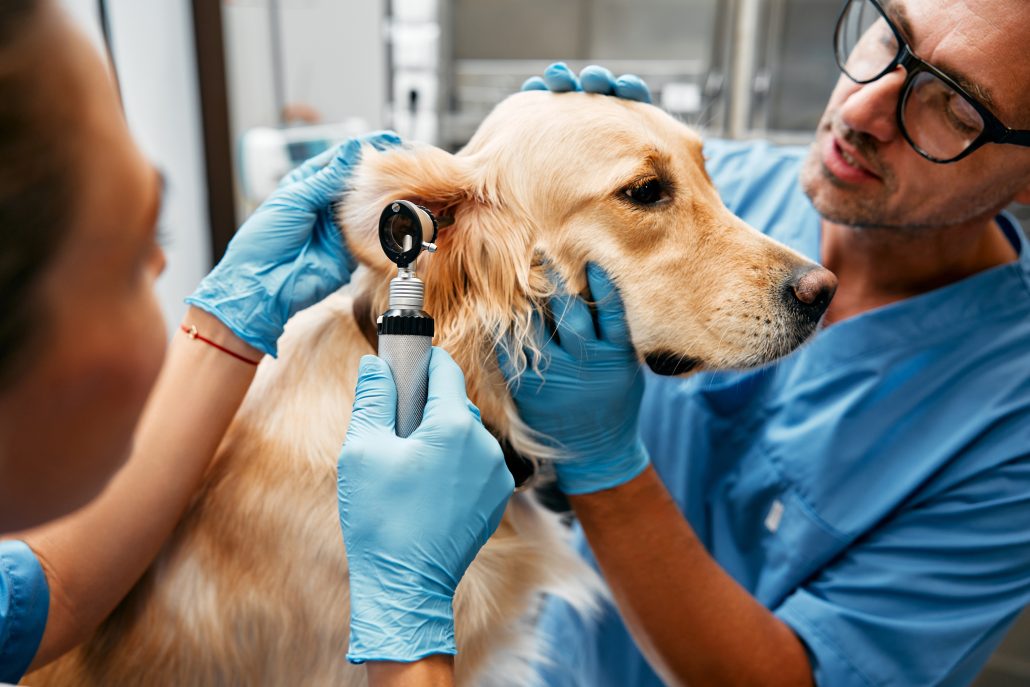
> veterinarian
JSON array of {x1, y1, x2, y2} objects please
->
[
  {"x1": 510, "y1": 1, "x2": 1030, "y2": 685},
  {"x1": 0, "y1": 2, "x2": 512, "y2": 685}
]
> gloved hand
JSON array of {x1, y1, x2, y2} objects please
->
[
  {"x1": 498, "y1": 264, "x2": 649, "y2": 495},
  {"x1": 187, "y1": 131, "x2": 401, "y2": 357},
  {"x1": 522, "y1": 62, "x2": 652, "y2": 103},
  {"x1": 338, "y1": 348, "x2": 514, "y2": 663}
]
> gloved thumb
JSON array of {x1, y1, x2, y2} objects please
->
[
  {"x1": 587, "y1": 262, "x2": 632, "y2": 346},
  {"x1": 418, "y1": 347, "x2": 471, "y2": 428},
  {"x1": 347, "y1": 355, "x2": 397, "y2": 437}
]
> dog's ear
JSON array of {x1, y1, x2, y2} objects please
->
[
  {"x1": 337, "y1": 143, "x2": 480, "y2": 272},
  {"x1": 337, "y1": 141, "x2": 557, "y2": 465},
  {"x1": 337, "y1": 142, "x2": 545, "y2": 323}
]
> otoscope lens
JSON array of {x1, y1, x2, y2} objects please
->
[
  {"x1": 379, "y1": 201, "x2": 437, "y2": 267},
  {"x1": 384, "y1": 212, "x2": 416, "y2": 254}
]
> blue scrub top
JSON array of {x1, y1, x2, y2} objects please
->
[
  {"x1": 0, "y1": 540, "x2": 48, "y2": 683},
  {"x1": 535, "y1": 139, "x2": 1030, "y2": 687}
]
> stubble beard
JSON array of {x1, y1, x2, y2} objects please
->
[
  {"x1": 799, "y1": 121, "x2": 903, "y2": 230},
  {"x1": 801, "y1": 117, "x2": 1019, "y2": 232}
]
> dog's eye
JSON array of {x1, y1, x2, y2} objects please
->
[{"x1": 625, "y1": 179, "x2": 669, "y2": 206}]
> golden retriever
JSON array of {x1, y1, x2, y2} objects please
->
[{"x1": 27, "y1": 91, "x2": 834, "y2": 686}]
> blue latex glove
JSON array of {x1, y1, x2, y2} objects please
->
[
  {"x1": 522, "y1": 62, "x2": 653, "y2": 103},
  {"x1": 498, "y1": 264, "x2": 649, "y2": 495},
  {"x1": 338, "y1": 348, "x2": 514, "y2": 663},
  {"x1": 187, "y1": 131, "x2": 401, "y2": 357}
]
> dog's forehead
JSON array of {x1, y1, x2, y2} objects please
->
[{"x1": 472, "y1": 91, "x2": 703, "y2": 167}]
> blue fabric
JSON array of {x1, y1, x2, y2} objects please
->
[
  {"x1": 0, "y1": 541, "x2": 48, "y2": 683},
  {"x1": 534, "y1": 139, "x2": 1030, "y2": 687}
]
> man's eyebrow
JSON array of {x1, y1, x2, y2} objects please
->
[
  {"x1": 880, "y1": 0, "x2": 998, "y2": 111},
  {"x1": 943, "y1": 68, "x2": 997, "y2": 112},
  {"x1": 880, "y1": 0, "x2": 914, "y2": 42}
]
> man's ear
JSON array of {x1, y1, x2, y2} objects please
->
[{"x1": 336, "y1": 143, "x2": 479, "y2": 271}]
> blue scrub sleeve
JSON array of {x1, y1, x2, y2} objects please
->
[
  {"x1": 775, "y1": 455, "x2": 1030, "y2": 687},
  {"x1": 0, "y1": 540, "x2": 49, "y2": 683}
]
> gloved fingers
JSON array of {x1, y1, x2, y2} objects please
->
[
  {"x1": 586, "y1": 263, "x2": 633, "y2": 347},
  {"x1": 580, "y1": 65, "x2": 617, "y2": 95},
  {"x1": 551, "y1": 290, "x2": 597, "y2": 360},
  {"x1": 543, "y1": 62, "x2": 582, "y2": 93},
  {"x1": 284, "y1": 131, "x2": 402, "y2": 212},
  {"x1": 521, "y1": 76, "x2": 548, "y2": 91},
  {"x1": 495, "y1": 338, "x2": 519, "y2": 383},
  {"x1": 614, "y1": 74, "x2": 653, "y2": 104},
  {"x1": 484, "y1": 476, "x2": 515, "y2": 534},
  {"x1": 278, "y1": 128, "x2": 399, "y2": 189},
  {"x1": 346, "y1": 355, "x2": 397, "y2": 438},
  {"x1": 363, "y1": 130, "x2": 404, "y2": 152},
  {"x1": 529, "y1": 307, "x2": 562, "y2": 360},
  {"x1": 466, "y1": 400, "x2": 484, "y2": 425},
  {"x1": 275, "y1": 137, "x2": 362, "y2": 214},
  {"x1": 495, "y1": 302, "x2": 574, "y2": 382},
  {"x1": 279, "y1": 147, "x2": 337, "y2": 189},
  {"x1": 311, "y1": 204, "x2": 356, "y2": 269},
  {"x1": 542, "y1": 265, "x2": 596, "y2": 350},
  {"x1": 494, "y1": 315, "x2": 549, "y2": 374}
]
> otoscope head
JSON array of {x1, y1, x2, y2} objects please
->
[{"x1": 379, "y1": 200, "x2": 438, "y2": 268}]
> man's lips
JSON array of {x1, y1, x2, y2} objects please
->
[{"x1": 822, "y1": 135, "x2": 881, "y2": 184}]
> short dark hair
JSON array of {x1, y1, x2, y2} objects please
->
[{"x1": 0, "y1": 0, "x2": 75, "y2": 386}]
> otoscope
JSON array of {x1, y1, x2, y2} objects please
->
[{"x1": 376, "y1": 200, "x2": 439, "y2": 438}]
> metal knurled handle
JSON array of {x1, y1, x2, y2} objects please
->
[{"x1": 378, "y1": 334, "x2": 432, "y2": 438}]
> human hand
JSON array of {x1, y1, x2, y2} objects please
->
[
  {"x1": 498, "y1": 264, "x2": 649, "y2": 495},
  {"x1": 521, "y1": 62, "x2": 652, "y2": 103},
  {"x1": 186, "y1": 131, "x2": 401, "y2": 357},
  {"x1": 338, "y1": 348, "x2": 514, "y2": 663}
]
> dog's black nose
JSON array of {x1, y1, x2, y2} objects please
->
[{"x1": 786, "y1": 265, "x2": 837, "y2": 322}]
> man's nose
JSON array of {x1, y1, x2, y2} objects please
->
[{"x1": 837, "y1": 67, "x2": 907, "y2": 143}]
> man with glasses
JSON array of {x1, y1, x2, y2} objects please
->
[{"x1": 515, "y1": 0, "x2": 1030, "y2": 685}]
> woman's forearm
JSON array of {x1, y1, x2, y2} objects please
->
[
  {"x1": 366, "y1": 656, "x2": 455, "y2": 687},
  {"x1": 21, "y1": 307, "x2": 261, "y2": 669},
  {"x1": 569, "y1": 466, "x2": 813, "y2": 687}
]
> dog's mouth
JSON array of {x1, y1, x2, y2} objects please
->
[{"x1": 644, "y1": 352, "x2": 702, "y2": 376}]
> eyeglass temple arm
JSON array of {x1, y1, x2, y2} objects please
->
[{"x1": 998, "y1": 129, "x2": 1030, "y2": 147}]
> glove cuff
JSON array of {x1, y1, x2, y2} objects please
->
[
  {"x1": 185, "y1": 257, "x2": 286, "y2": 358},
  {"x1": 346, "y1": 586, "x2": 456, "y2": 664},
  {"x1": 555, "y1": 439, "x2": 651, "y2": 495},
  {"x1": 185, "y1": 295, "x2": 280, "y2": 358}
]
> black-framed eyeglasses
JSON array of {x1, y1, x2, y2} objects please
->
[{"x1": 834, "y1": 0, "x2": 1030, "y2": 163}]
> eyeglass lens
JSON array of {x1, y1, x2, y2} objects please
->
[{"x1": 835, "y1": 0, "x2": 985, "y2": 161}]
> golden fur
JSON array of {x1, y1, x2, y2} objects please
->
[{"x1": 28, "y1": 91, "x2": 823, "y2": 686}]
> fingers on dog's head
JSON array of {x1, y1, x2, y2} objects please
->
[{"x1": 587, "y1": 263, "x2": 632, "y2": 346}]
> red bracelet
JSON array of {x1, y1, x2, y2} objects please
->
[{"x1": 181, "y1": 324, "x2": 261, "y2": 366}]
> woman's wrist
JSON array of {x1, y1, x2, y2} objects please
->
[
  {"x1": 181, "y1": 307, "x2": 264, "y2": 364},
  {"x1": 365, "y1": 654, "x2": 455, "y2": 687}
]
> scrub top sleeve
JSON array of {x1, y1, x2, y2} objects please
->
[
  {"x1": 774, "y1": 456, "x2": 1030, "y2": 687},
  {"x1": 0, "y1": 540, "x2": 49, "y2": 684}
]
